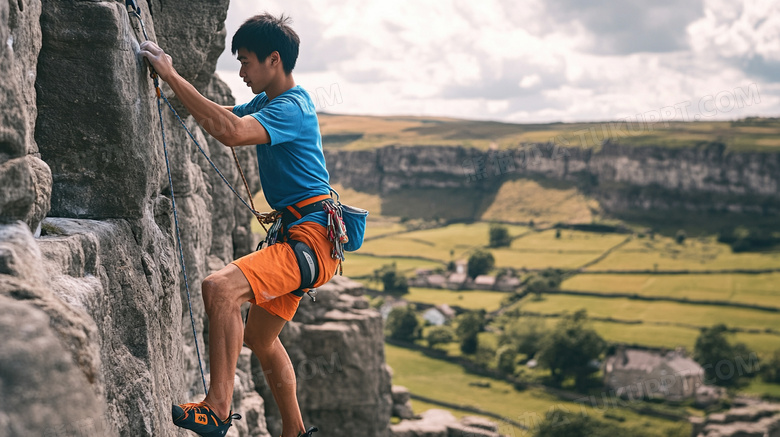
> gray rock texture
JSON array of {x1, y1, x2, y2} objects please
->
[
  {"x1": 0, "y1": 0, "x2": 50, "y2": 231},
  {"x1": 0, "y1": 223, "x2": 111, "y2": 437},
  {"x1": 325, "y1": 142, "x2": 780, "y2": 215},
  {"x1": 0, "y1": 0, "x2": 269, "y2": 435},
  {"x1": 392, "y1": 385, "x2": 416, "y2": 420},
  {"x1": 390, "y1": 409, "x2": 501, "y2": 437}
]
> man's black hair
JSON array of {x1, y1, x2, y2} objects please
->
[{"x1": 231, "y1": 13, "x2": 300, "y2": 75}]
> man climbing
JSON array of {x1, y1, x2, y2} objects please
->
[{"x1": 140, "y1": 13, "x2": 339, "y2": 437}]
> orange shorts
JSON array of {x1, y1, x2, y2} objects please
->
[{"x1": 232, "y1": 220, "x2": 340, "y2": 321}]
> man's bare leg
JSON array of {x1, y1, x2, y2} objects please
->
[
  {"x1": 200, "y1": 264, "x2": 254, "y2": 420},
  {"x1": 244, "y1": 304, "x2": 306, "y2": 437}
]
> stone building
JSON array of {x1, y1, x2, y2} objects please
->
[{"x1": 603, "y1": 348, "x2": 704, "y2": 401}]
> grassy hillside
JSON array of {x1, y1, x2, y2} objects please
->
[
  {"x1": 386, "y1": 344, "x2": 691, "y2": 437},
  {"x1": 249, "y1": 114, "x2": 780, "y2": 431},
  {"x1": 319, "y1": 113, "x2": 780, "y2": 152}
]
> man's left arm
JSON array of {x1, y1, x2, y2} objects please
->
[{"x1": 139, "y1": 41, "x2": 267, "y2": 147}]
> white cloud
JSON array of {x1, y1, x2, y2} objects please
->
[
  {"x1": 519, "y1": 75, "x2": 541, "y2": 89},
  {"x1": 216, "y1": 0, "x2": 780, "y2": 123}
]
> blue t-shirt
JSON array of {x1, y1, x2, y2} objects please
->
[{"x1": 233, "y1": 86, "x2": 330, "y2": 227}]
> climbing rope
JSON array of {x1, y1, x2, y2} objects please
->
[
  {"x1": 124, "y1": 0, "x2": 282, "y2": 396},
  {"x1": 124, "y1": 0, "x2": 208, "y2": 395},
  {"x1": 125, "y1": 0, "x2": 287, "y2": 396},
  {"x1": 154, "y1": 82, "x2": 209, "y2": 395}
]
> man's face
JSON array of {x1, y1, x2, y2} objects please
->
[{"x1": 237, "y1": 48, "x2": 273, "y2": 94}]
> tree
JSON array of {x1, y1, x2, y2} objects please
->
[
  {"x1": 455, "y1": 310, "x2": 485, "y2": 354},
  {"x1": 694, "y1": 324, "x2": 758, "y2": 387},
  {"x1": 718, "y1": 225, "x2": 780, "y2": 252},
  {"x1": 386, "y1": 305, "x2": 419, "y2": 342},
  {"x1": 760, "y1": 349, "x2": 780, "y2": 384},
  {"x1": 425, "y1": 325, "x2": 455, "y2": 348},
  {"x1": 500, "y1": 317, "x2": 547, "y2": 356},
  {"x1": 489, "y1": 224, "x2": 512, "y2": 248},
  {"x1": 374, "y1": 263, "x2": 409, "y2": 294},
  {"x1": 524, "y1": 269, "x2": 563, "y2": 298},
  {"x1": 536, "y1": 310, "x2": 605, "y2": 388},
  {"x1": 467, "y1": 250, "x2": 495, "y2": 279},
  {"x1": 496, "y1": 345, "x2": 518, "y2": 375},
  {"x1": 675, "y1": 229, "x2": 686, "y2": 244}
]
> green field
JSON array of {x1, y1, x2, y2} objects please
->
[
  {"x1": 404, "y1": 287, "x2": 507, "y2": 312},
  {"x1": 480, "y1": 178, "x2": 599, "y2": 225},
  {"x1": 385, "y1": 344, "x2": 691, "y2": 437},
  {"x1": 360, "y1": 222, "x2": 529, "y2": 262},
  {"x1": 507, "y1": 314, "x2": 780, "y2": 357},
  {"x1": 360, "y1": 222, "x2": 630, "y2": 270},
  {"x1": 492, "y1": 248, "x2": 604, "y2": 270},
  {"x1": 587, "y1": 235, "x2": 780, "y2": 271},
  {"x1": 511, "y1": 230, "x2": 628, "y2": 252},
  {"x1": 562, "y1": 273, "x2": 780, "y2": 308},
  {"x1": 518, "y1": 294, "x2": 780, "y2": 333},
  {"x1": 488, "y1": 229, "x2": 629, "y2": 270},
  {"x1": 364, "y1": 220, "x2": 408, "y2": 239},
  {"x1": 343, "y1": 254, "x2": 445, "y2": 279}
]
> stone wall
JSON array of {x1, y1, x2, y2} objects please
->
[{"x1": 691, "y1": 399, "x2": 780, "y2": 437}]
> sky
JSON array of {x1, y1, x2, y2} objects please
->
[{"x1": 215, "y1": 0, "x2": 780, "y2": 124}]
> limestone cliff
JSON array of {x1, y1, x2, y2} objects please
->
[
  {"x1": 325, "y1": 142, "x2": 780, "y2": 216},
  {"x1": 0, "y1": 1, "x2": 392, "y2": 436}
]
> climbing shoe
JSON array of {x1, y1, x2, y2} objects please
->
[
  {"x1": 297, "y1": 426, "x2": 318, "y2": 437},
  {"x1": 171, "y1": 402, "x2": 241, "y2": 437}
]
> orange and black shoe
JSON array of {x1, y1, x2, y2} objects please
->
[{"x1": 171, "y1": 402, "x2": 241, "y2": 437}]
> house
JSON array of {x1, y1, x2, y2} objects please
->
[
  {"x1": 446, "y1": 273, "x2": 468, "y2": 290},
  {"x1": 407, "y1": 275, "x2": 429, "y2": 287},
  {"x1": 473, "y1": 275, "x2": 496, "y2": 290},
  {"x1": 603, "y1": 348, "x2": 705, "y2": 401},
  {"x1": 496, "y1": 275, "x2": 520, "y2": 292},
  {"x1": 426, "y1": 274, "x2": 447, "y2": 288},
  {"x1": 422, "y1": 308, "x2": 446, "y2": 326},
  {"x1": 435, "y1": 304, "x2": 456, "y2": 320}
]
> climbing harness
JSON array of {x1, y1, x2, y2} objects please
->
[{"x1": 258, "y1": 194, "x2": 337, "y2": 302}]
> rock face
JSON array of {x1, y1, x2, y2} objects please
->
[
  {"x1": 325, "y1": 142, "x2": 780, "y2": 215},
  {"x1": 0, "y1": 224, "x2": 111, "y2": 437},
  {"x1": 0, "y1": 0, "x2": 50, "y2": 232},
  {"x1": 1, "y1": 2, "x2": 407, "y2": 437},
  {"x1": 0, "y1": 0, "x2": 270, "y2": 435}
]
